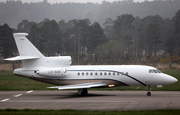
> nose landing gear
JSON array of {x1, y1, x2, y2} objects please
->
[
  {"x1": 147, "y1": 86, "x2": 151, "y2": 96},
  {"x1": 147, "y1": 91, "x2": 151, "y2": 96}
]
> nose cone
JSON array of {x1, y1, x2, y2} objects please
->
[
  {"x1": 162, "y1": 74, "x2": 178, "y2": 85},
  {"x1": 169, "y1": 76, "x2": 178, "y2": 83}
]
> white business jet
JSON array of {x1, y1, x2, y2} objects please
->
[{"x1": 4, "y1": 33, "x2": 178, "y2": 96}]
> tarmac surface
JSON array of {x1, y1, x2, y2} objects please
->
[{"x1": 0, "y1": 90, "x2": 180, "y2": 111}]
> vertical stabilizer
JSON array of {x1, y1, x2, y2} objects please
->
[
  {"x1": 13, "y1": 33, "x2": 44, "y2": 58},
  {"x1": 4, "y1": 33, "x2": 45, "y2": 69}
]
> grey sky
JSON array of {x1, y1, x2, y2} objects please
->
[{"x1": 0, "y1": 0, "x2": 154, "y2": 4}]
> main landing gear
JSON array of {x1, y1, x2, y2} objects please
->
[
  {"x1": 147, "y1": 86, "x2": 151, "y2": 96},
  {"x1": 77, "y1": 88, "x2": 88, "y2": 96}
]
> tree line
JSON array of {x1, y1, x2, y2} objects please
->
[
  {"x1": 0, "y1": 0, "x2": 180, "y2": 28},
  {"x1": 0, "y1": 9, "x2": 180, "y2": 64}
]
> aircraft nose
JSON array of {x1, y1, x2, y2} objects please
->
[
  {"x1": 162, "y1": 74, "x2": 178, "y2": 84},
  {"x1": 169, "y1": 76, "x2": 178, "y2": 83},
  {"x1": 173, "y1": 77, "x2": 178, "y2": 82}
]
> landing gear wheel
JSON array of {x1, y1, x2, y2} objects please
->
[
  {"x1": 147, "y1": 92, "x2": 151, "y2": 96},
  {"x1": 147, "y1": 85, "x2": 151, "y2": 96}
]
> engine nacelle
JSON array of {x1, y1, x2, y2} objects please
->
[{"x1": 37, "y1": 68, "x2": 67, "y2": 77}]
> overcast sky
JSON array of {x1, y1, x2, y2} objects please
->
[{"x1": 0, "y1": 0, "x2": 154, "y2": 4}]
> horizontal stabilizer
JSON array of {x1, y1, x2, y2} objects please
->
[
  {"x1": 48, "y1": 82, "x2": 107, "y2": 90},
  {"x1": 4, "y1": 56, "x2": 39, "y2": 61}
]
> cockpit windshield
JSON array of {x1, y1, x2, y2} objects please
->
[{"x1": 149, "y1": 69, "x2": 161, "y2": 73}]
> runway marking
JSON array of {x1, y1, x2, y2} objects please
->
[
  {"x1": 1, "y1": 98, "x2": 10, "y2": 102},
  {"x1": 13, "y1": 94, "x2": 23, "y2": 97},
  {"x1": 1, "y1": 91, "x2": 33, "y2": 103},
  {"x1": 26, "y1": 90, "x2": 33, "y2": 93}
]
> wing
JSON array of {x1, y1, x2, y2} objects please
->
[{"x1": 48, "y1": 82, "x2": 107, "y2": 90}]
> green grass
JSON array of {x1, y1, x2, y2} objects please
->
[
  {"x1": 0, "y1": 69, "x2": 180, "y2": 91},
  {"x1": 0, "y1": 109, "x2": 180, "y2": 115},
  {"x1": 0, "y1": 71, "x2": 53, "y2": 91}
]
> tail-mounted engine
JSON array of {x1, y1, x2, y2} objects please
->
[{"x1": 37, "y1": 68, "x2": 67, "y2": 77}]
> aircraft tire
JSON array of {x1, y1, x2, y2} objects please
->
[{"x1": 147, "y1": 92, "x2": 151, "y2": 96}]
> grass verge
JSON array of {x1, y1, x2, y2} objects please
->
[
  {"x1": 0, "y1": 109, "x2": 180, "y2": 115},
  {"x1": 0, "y1": 71, "x2": 53, "y2": 90}
]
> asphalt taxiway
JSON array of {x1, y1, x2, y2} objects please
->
[{"x1": 0, "y1": 91, "x2": 180, "y2": 111}]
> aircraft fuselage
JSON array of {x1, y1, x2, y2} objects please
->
[{"x1": 14, "y1": 65, "x2": 177, "y2": 88}]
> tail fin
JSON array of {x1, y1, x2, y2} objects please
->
[
  {"x1": 14, "y1": 33, "x2": 44, "y2": 58},
  {"x1": 4, "y1": 33, "x2": 44, "y2": 61},
  {"x1": 4, "y1": 33, "x2": 45, "y2": 69}
]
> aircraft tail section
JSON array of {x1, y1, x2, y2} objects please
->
[
  {"x1": 13, "y1": 33, "x2": 44, "y2": 58},
  {"x1": 4, "y1": 33, "x2": 44, "y2": 61},
  {"x1": 4, "y1": 33, "x2": 71, "y2": 69},
  {"x1": 4, "y1": 33, "x2": 44, "y2": 69}
]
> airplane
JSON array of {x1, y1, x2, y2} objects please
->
[{"x1": 4, "y1": 33, "x2": 178, "y2": 96}]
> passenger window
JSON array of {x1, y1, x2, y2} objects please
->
[
  {"x1": 113, "y1": 72, "x2": 115, "y2": 75},
  {"x1": 117, "y1": 73, "x2": 119, "y2": 75},
  {"x1": 104, "y1": 72, "x2": 107, "y2": 76},
  {"x1": 95, "y1": 72, "x2": 98, "y2": 76},
  {"x1": 100, "y1": 72, "x2": 102, "y2": 75},
  {"x1": 77, "y1": 72, "x2": 80, "y2": 76},
  {"x1": 86, "y1": 72, "x2": 88, "y2": 75},
  {"x1": 82, "y1": 72, "x2": 84, "y2": 76},
  {"x1": 126, "y1": 72, "x2": 128, "y2": 75},
  {"x1": 90, "y1": 72, "x2": 93, "y2": 76},
  {"x1": 109, "y1": 72, "x2": 111, "y2": 75}
]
